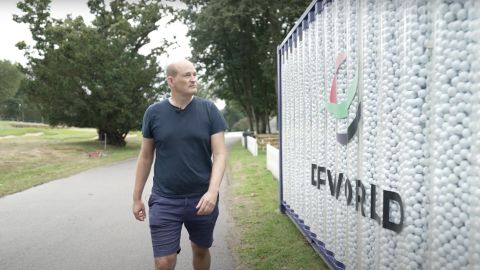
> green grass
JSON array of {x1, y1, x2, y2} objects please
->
[
  {"x1": 227, "y1": 143, "x2": 328, "y2": 270},
  {"x1": 0, "y1": 121, "x2": 52, "y2": 136},
  {"x1": 0, "y1": 121, "x2": 141, "y2": 197}
]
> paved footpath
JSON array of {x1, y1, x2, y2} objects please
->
[{"x1": 0, "y1": 133, "x2": 242, "y2": 270}]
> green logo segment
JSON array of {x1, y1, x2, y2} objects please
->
[
  {"x1": 325, "y1": 52, "x2": 358, "y2": 119},
  {"x1": 325, "y1": 52, "x2": 361, "y2": 145}
]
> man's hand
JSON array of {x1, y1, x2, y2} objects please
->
[
  {"x1": 196, "y1": 190, "x2": 218, "y2": 215},
  {"x1": 133, "y1": 200, "x2": 146, "y2": 221}
]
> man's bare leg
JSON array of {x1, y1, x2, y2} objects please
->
[
  {"x1": 154, "y1": 253, "x2": 177, "y2": 270},
  {"x1": 191, "y1": 242, "x2": 210, "y2": 270}
]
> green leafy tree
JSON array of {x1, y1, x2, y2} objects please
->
[
  {"x1": 1, "y1": 79, "x2": 44, "y2": 122},
  {"x1": 178, "y1": 0, "x2": 310, "y2": 133},
  {"x1": 14, "y1": 0, "x2": 171, "y2": 145},
  {"x1": 0, "y1": 60, "x2": 24, "y2": 104},
  {"x1": 222, "y1": 101, "x2": 245, "y2": 131}
]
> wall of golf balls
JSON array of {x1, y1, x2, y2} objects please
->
[{"x1": 278, "y1": 0, "x2": 480, "y2": 269}]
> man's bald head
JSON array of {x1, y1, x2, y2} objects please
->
[
  {"x1": 166, "y1": 59, "x2": 194, "y2": 77},
  {"x1": 165, "y1": 58, "x2": 197, "y2": 94}
]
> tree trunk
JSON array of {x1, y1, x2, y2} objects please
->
[
  {"x1": 97, "y1": 129, "x2": 106, "y2": 141},
  {"x1": 104, "y1": 130, "x2": 127, "y2": 146},
  {"x1": 254, "y1": 111, "x2": 268, "y2": 134},
  {"x1": 243, "y1": 105, "x2": 254, "y2": 132},
  {"x1": 266, "y1": 114, "x2": 271, "y2": 134},
  {"x1": 248, "y1": 117, "x2": 254, "y2": 131}
]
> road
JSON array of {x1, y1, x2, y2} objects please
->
[{"x1": 0, "y1": 132, "x2": 242, "y2": 270}]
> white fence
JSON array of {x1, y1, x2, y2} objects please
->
[
  {"x1": 242, "y1": 135, "x2": 279, "y2": 179},
  {"x1": 278, "y1": 0, "x2": 480, "y2": 269},
  {"x1": 266, "y1": 144, "x2": 279, "y2": 179},
  {"x1": 246, "y1": 136, "x2": 258, "y2": 156}
]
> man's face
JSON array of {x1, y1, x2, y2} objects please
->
[{"x1": 168, "y1": 61, "x2": 197, "y2": 96}]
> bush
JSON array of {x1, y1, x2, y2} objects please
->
[{"x1": 231, "y1": 117, "x2": 250, "y2": 131}]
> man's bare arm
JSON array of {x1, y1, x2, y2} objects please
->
[
  {"x1": 132, "y1": 138, "x2": 155, "y2": 221},
  {"x1": 196, "y1": 132, "x2": 227, "y2": 215}
]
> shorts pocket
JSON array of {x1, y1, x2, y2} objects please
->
[
  {"x1": 148, "y1": 193, "x2": 155, "y2": 207},
  {"x1": 210, "y1": 204, "x2": 219, "y2": 224}
]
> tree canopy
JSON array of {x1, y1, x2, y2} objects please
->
[
  {"x1": 0, "y1": 60, "x2": 24, "y2": 104},
  {"x1": 14, "y1": 0, "x2": 170, "y2": 145},
  {"x1": 178, "y1": 0, "x2": 311, "y2": 133}
]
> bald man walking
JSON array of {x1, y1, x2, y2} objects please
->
[{"x1": 132, "y1": 59, "x2": 228, "y2": 270}]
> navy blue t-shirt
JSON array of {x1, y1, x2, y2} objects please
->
[{"x1": 142, "y1": 97, "x2": 228, "y2": 197}]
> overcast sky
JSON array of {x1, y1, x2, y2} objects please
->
[{"x1": 0, "y1": 0, "x2": 191, "y2": 67}]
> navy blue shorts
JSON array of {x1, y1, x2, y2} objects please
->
[{"x1": 148, "y1": 192, "x2": 219, "y2": 257}]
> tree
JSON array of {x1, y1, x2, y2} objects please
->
[
  {"x1": 0, "y1": 60, "x2": 26, "y2": 121},
  {"x1": 222, "y1": 101, "x2": 245, "y2": 131},
  {"x1": 14, "y1": 0, "x2": 171, "y2": 145},
  {"x1": 1, "y1": 78, "x2": 44, "y2": 122},
  {"x1": 0, "y1": 60, "x2": 24, "y2": 104},
  {"x1": 178, "y1": 0, "x2": 310, "y2": 133}
]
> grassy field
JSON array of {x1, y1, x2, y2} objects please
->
[
  {"x1": 0, "y1": 121, "x2": 141, "y2": 197},
  {"x1": 227, "y1": 143, "x2": 328, "y2": 270}
]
